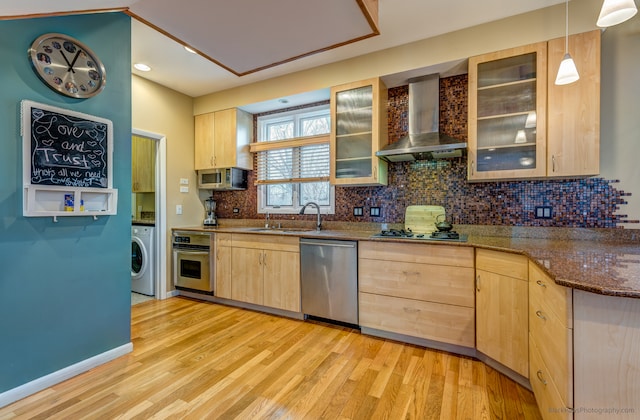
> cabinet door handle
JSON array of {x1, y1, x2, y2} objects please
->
[
  {"x1": 471, "y1": 160, "x2": 475, "y2": 176},
  {"x1": 258, "y1": 253, "x2": 262, "y2": 265},
  {"x1": 552, "y1": 155, "x2": 556, "y2": 172},
  {"x1": 536, "y1": 280, "x2": 547, "y2": 288},
  {"x1": 535, "y1": 310, "x2": 547, "y2": 321},
  {"x1": 263, "y1": 252, "x2": 267, "y2": 266},
  {"x1": 475, "y1": 274, "x2": 481, "y2": 292},
  {"x1": 536, "y1": 370, "x2": 548, "y2": 385}
]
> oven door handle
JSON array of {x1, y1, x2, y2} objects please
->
[{"x1": 175, "y1": 250, "x2": 210, "y2": 256}]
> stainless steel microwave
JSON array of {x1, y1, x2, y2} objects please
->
[{"x1": 197, "y1": 167, "x2": 248, "y2": 190}]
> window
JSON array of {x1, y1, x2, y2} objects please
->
[{"x1": 254, "y1": 105, "x2": 334, "y2": 214}]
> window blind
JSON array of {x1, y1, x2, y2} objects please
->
[{"x1": 251, "y1": 135, "x2": 330, "y2": 185}]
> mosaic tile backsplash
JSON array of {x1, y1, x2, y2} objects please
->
[{"x1": 213, "y1": 76, "x2": 635, "y2": 228}]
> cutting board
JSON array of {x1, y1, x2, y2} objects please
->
[{"x1": 404, "y1": 205, "x2": 446, "y2": 234}]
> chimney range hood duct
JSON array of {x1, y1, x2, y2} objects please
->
[{"x1": 376, "y1": 74, "x2": 467, "y2": 162}]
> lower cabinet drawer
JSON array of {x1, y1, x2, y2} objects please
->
[
  {"x1": 530, "y1": 290, "x2": 573, "y2": 404},
  {"x1": 530, "y1": 335, "x2": 573, "y2": 420},
  {"x1": 359, "y1": 258, "x2": 474, "y2": 307},
  {"x1": 359, "y1": 292, "x2": 475, "y2": 348}
]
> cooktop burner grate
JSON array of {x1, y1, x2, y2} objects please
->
[{"x1": 371, "y1": 229, "x2": 468, "y2": 242}]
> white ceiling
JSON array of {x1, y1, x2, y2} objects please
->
[{"x1": 3, "y1": 0, "x2": 566, "y2": 99}]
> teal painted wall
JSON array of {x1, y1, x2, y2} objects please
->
[{"x1": 0, "y1": 13, "x2": 132, "y2": 392}]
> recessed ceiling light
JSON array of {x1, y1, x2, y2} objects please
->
[
  {"x1": 184, "y1": 46, "x2": 196, "y2": 54},
  {"x1": 134, "y1": 63, "x2": 151, "y2": 72}
]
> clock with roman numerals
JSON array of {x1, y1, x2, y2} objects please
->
[{"x1": 28, "y1": 33, "x2": 106, "y2": 99}]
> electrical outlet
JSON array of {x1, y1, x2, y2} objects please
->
[
  {"x1": 180, "y1": 178, "x2": 189, "y2": 185},
  {"x1": 370, "y1": 207, "x2": 381, "y2": 217},
  {"x1": 233, "y1": 208, "x2": 240, "y2": 214},
  {"x1": 176, "y1": 204, "x2": 183, "y2": 215},
  {"x1": 179, "y1": 186, "x2": 189, "y2": 193},
  {"x1": 353, "y1": 207, "x2": 363, "y2": 216},
  {"x1": 535, "y1": 206, "x2": 552, "y2": 219}
]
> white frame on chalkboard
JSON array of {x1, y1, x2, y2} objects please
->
[{"x1": 20, "y1": 100, "x2": 118, "y2": 220}]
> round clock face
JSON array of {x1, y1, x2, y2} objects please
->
[{"x1": 28, "y1": 33, "x2": 106, "y2": 99}]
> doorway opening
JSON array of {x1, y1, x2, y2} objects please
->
[{"x1": 132, "y1": 129, "x2": 167, "y2": 301}]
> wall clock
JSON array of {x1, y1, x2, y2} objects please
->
[{"x1": 28, "y1": 33, "x2": 106, "y2": 99}]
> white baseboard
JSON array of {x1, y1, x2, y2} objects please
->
[{"x1": 0, "y1": 342, "x2": 133, "y2": 409}]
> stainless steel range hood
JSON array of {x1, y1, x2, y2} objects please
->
[{"x1": 376, "y1": 74, "x2": 467, "y2": 162}]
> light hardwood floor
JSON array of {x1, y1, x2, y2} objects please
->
[{"x1": 0, "y1": 297, "x2": 542, "y2": 419}]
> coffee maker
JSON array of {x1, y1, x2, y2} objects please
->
[{"x1": 204, "y1": 196, "x2": 218, "y2": 227}]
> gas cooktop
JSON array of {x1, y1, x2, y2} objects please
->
[{"x1": 370, "y1": 229, "x2": 468, "y2": 242}]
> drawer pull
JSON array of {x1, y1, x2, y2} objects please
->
[
  {"x1": 536, "y1": 370, "x2": 548, "y2": 385},
  {"x1": 535, "y1": 310, "x2": 547, "y2": 321},
  {"x1": 402, "y1": 270, "x2": 420, "y2": 277},
  {"x1": 475, "y1": 275, "x2": 481, "y2": 292},
  {"x1": 403, "y1": 307, "x2": 420, "y2": 314},
  {"x1": 536, "y1": 280, "x2": 547, "y2": 288}
]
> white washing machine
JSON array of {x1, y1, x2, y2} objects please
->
[{"x1": 131, "y1": 225, "x2": 155, "y2": 296}]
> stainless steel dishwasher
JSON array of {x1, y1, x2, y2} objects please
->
[{"x1": 300, "y1": 238, "x2": 358, "y2": 325}]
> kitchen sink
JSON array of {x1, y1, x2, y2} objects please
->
[{"x1": 242, "y1": 227, "x2": 316, "y2": 233}]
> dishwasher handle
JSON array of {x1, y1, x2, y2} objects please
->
[{"x1": 300, "y1": 240, "x2": 356, "y2": 248}]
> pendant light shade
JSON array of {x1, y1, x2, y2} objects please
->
[
  {"x1": 555, "y1": 0, "x2": 580, "y2": 85},
  {"x1": 555, "y1": 54, "x2": 580, "y2": 85},
  {"x1": 597, "y1": 0, "x2": 638, "y2": 27}
]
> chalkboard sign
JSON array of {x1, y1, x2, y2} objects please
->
[{"x1": 22, "y1": 100, "x2": 113, "y2": 189}]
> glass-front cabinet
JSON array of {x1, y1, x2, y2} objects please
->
[
  {"x1": 330, "y1": 78, "x2": 388, "y2": 186},
  {"x1": 468, "y1": 42, "x2": 547, "y2": 181}
]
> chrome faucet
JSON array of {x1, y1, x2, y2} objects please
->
[{"x1": 299, "y1": 202, "x2": 322, "y2": 231}]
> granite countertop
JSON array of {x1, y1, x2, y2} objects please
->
[{"x1": 173, "y1": 223, "x2": 640, "y2": 299}]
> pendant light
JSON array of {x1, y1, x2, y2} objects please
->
[
  {"x1": 597, "y1": 0, "x2": 638, "y2": 27},
  {"x1": 555, "y1": 0, "x2": 580, "y2": 85}
]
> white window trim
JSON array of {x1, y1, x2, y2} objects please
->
[
  {"x1": 256, "y1": 105, "x2": 334, "y2": 215},
  {"x1": 257, "y1": 184, "x2": 335, "y2": 215}
]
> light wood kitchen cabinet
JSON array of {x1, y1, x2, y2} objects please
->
[
  {"x1": 215, "y1": 233, "x2": 232, "y2": 299},
  {"x1": 547, "y1": 30, "x2": 600, "y2": 178},
  {"x1": 194, "y1": 108, "x2": 253, "y2": 170},
  {"x1": 529, "y1": 262, "x2": 573, "y2": 420},
  {"x1": 230, "y1": 233, "x2": 300, "y2": 312},
  {"x1": 468, "y1": 30, "x2": 601, "y2": 181},
  {"x1": 476, "y1": 249, "x2": 529, "y2": 377},
  {"x1": 132, "y1": 135, "x2": 156, "y2": 192},
  {"x1": 262, "y1": 249, "x2": 300, "y2": 312},
  {"x1": 468, "y1": 42, "x2": 548, "y2": 181},
  {"x1": 232, "y1": 247, "x2": 263, "y2": 304},
  {"x1": 330, "y1": 78, "x2": 388, "y2": 186},
  {"x1": 572, "y1": 290, "x2": 640, "y2": 420},
  {"x1": 359, "y1": 241, "x2": 475, "y2": 348}
]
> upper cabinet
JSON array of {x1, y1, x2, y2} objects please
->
[
  {"x1": 547, "y1": 30, "x2": 600, "y2": 178},
  {"x1": 132, "y1": 135, "x2": 156, "y2": 193},
  {"x1": 468, "y1": 42, "x2": 548, "y2": 181},
  {"x1": 194, "y1": 108, "x2": 253, "y2": 170},
  {"x1": 468, "y1": 30, "x2": 600, "y2": 182},
  {"x1": 330, "y1": 78, "x2": 388, "y2": 186}
]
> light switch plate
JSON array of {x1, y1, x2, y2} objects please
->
[
  {"x1": 180, "y1": 186, "x2": 189, "y2": 193},
  {"x1": 176, "y1": 204, "x2": 183, "y2": 215},
  {"x1": 180, "y1": 178, "x2": 189, "y2": 185}
]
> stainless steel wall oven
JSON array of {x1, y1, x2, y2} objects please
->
[{"x1": 172, "y1": 231, "x2": 213, "y2": 295}]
